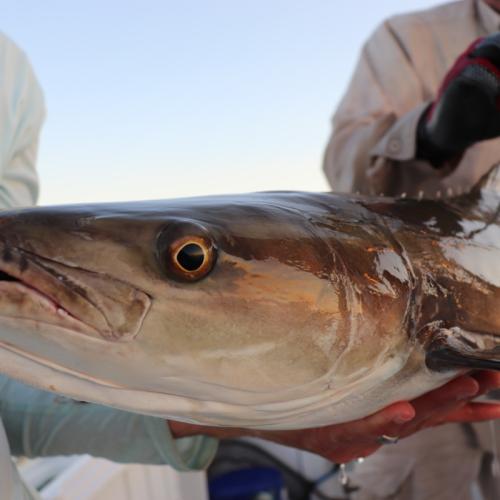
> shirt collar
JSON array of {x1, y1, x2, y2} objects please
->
[{"x1": 478, "y1": 0, "x2": 500, "y2": 34}]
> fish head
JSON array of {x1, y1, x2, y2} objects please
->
[{"x1": 0, "y1": 193, "x2": 413, "y2": 425}]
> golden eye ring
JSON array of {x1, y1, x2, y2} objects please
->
[
  {"x1": 156, "y1": 221, "x2": 218, "y2": 283},
  {"x1": 169, "y1": 235, "x2": 216, "y2": 282},
  {"x1": 174, "y1": 240, "x2": 208, "y2": 272}
]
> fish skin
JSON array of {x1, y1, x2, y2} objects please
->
[{"x1": 0, "y1": 169, "x2": 499, "y2": 429}]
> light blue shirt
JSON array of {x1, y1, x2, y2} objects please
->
[{"x1": 0, "y1": 375, "x2": 218, "y2": 499}]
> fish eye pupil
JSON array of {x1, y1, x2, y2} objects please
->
[{"x1": 176, "y1": 243, "x2": 205, "y2": 272}]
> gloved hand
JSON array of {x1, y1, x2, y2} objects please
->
[{"x1": 417, "y1": 32, "x2": 500, "y2": 167}]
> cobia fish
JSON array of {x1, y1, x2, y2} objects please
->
[{"x1": 0, "y1": 166, "x2": 500, "y2": 430}]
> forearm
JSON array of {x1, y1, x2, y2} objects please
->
[
  {"x1": 324, "y1": 103, "x2": 448, "y2": 197},
  {"x1": 0, "y1": 376, "x2": 217, "y2": 470},
  {"x1": 169, "y1": 373, "x2": 500, "y2": 465}
]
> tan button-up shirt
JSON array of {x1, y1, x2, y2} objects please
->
[
  {"x1": 323, "y1": 1, "x2": 500, "y2": 499},
  {"x1": 323, "y1": 0, "x2": 500, "y2": 199}
]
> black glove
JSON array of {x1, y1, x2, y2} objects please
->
[{"x1": 417, "y1": 33, "x2": 500, "y2": 168}]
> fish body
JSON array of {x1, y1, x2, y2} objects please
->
[{"x1": 0, "y1": 168, "x2": 500, "y2": 429}]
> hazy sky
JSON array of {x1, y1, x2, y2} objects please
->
[{"x1": 4, "y1": 1, "x2": 439, "y2": 205}]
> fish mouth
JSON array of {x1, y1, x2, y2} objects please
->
[{"x1": 0, "y1": 243, "x2": 151, "y2": 341}]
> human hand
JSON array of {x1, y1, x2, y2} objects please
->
[
  {"x1": 417, "y1": 33, "x2": 500, "y2": 167},
  {"x1": 169, "y1": 371, "x2": 500, "y2": 463}
]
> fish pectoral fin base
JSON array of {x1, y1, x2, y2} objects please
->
[
  {"x1": 424, "y1": 323, "x2": 500, "y2": 372},
  {"x1": 426, "y1": 346, "x2": 500, "y2": 372}
]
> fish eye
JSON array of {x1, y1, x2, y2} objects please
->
[
  {"x1": 174, "y1": 241, "x2": 207, "y2": 272},
  {"x1": 157, "y1": 222, "x2": 217, "y2": 283},
  {"x1": 169, "y1": 236, "x2": 216, "y2": 281}
]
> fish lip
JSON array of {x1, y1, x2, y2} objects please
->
[
  {"x1": 0, "y1": 247, "x2": 103, "y2": 336},
  {"x1": 0, "y1": 276, "x2": 101, "y2": 337},
  {"x1": 0, "y1": 244, "x2": 151, "y2": 341}
]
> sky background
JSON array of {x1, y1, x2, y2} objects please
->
[{"x1": 3, "y1": 0, "x2": 439, "y2": 205}]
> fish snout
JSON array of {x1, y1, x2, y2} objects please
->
[{"x1": 0, "y1": 242, "x2": 151, "y2": 341}]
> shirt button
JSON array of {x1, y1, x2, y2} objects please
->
[{"x1": 387, "y1": 138, "x2": 401, "y2": 154}]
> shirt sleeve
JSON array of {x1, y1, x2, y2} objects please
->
[
  {"x1": 0, "y1": 36, "x2": 45, "y2": 208},
  {"x1": 322, "y1": 20, "x2": 447, "y2": 197},
  {"x1": 0, "y1": 375, "x2": 218, "y2": 471}
]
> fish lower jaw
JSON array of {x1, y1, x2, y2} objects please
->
[{"x1": 0, "y1": 281, "x2": 100, "y2": 337}]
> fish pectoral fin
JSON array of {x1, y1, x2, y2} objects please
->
[{"x1": 424, "y1": 323, "x2": 500, "y2": 372}]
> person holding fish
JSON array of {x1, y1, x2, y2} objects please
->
[
  {"x1": 323, "y1": 0, "x2": 500, "y2": 498},
  {"x1": 2, "y1": 5, "x2": 500, "y2": 500}
]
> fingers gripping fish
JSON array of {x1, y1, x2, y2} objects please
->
[{"x1": 0, "y1": 166, "x2": 500, "y2": 430}]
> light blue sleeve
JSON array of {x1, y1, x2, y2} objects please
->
[{"x1": 0, "y1": 375, "x2": 218, "y2": 471}]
